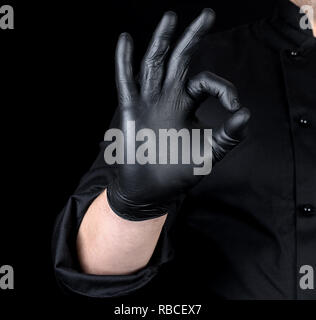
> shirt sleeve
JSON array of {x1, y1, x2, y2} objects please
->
[{"x1": 51, "y1": 136, "x2": 179, "y2": 298}]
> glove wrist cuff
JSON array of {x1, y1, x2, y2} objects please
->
[{"x1": 106, "y1": 179, "x2": 169, "y2": 221}]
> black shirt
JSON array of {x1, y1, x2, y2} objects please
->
[{"x1": 52, "y1": 0, "x2": 316, "y2": 300}]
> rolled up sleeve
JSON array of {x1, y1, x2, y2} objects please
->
[{"x1": 52, "y1": 141, "x2": 176, "y2": 298}]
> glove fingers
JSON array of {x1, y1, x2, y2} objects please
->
[
  {"x1": 186, "y1": 71, "x2": 241, "y2": 112},
  {"x1": 212, "y1": 107, "x2": 250, "y2": 162},
  {"x1": 164, "y1": 9, "x2": 215, "y2": 84},
  {"x1": 115, "y1": 33, "x2": 138, "y2": 106},
  {"x1": 140, "y1": 12, "x2": 177, "y2": 100}
]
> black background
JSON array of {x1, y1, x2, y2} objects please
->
[{"x1": 2, "y1": 0, "x2": 304, "y2": 312}]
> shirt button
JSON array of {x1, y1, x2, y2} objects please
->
[
  {"x1": 298, "y1": 118, "x2": 310, "y2": 127},
  {"x1": 290, "y1": 50, "x2": 299, "y2": 57},
  {"x1": 300, "y1": 204, "x2": 315, "y2": 215}
]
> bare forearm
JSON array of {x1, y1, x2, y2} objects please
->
[{"x1": 77, "y1": 190, "x2": 167, "y2": 275}]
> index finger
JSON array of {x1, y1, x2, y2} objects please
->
[{"x1": 165, "y1": 8, "x2": 215, "y2": 83}]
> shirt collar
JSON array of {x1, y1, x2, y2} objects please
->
[
  {"x1": 276, "y1": 0, "x2": 314, "y2": 36},
  {"x1": 257, "y1": 0, "x2": 316, "y2": 53}
]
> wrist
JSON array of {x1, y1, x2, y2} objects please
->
[{"x1": 106, "y1": 179, "x2": 169, "y2": 221}]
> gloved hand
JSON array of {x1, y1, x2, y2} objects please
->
[{"x1": 106, "y1": 9, "x2": 250, "y2": 221}]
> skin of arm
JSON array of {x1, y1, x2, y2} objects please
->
[{"x1": 77, "y1": 190, "x2": 167, "y2": 275}]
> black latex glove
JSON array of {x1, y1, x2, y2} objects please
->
[{"x1": 107, "y1": 9, "x2": 250, "y2": 221}]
